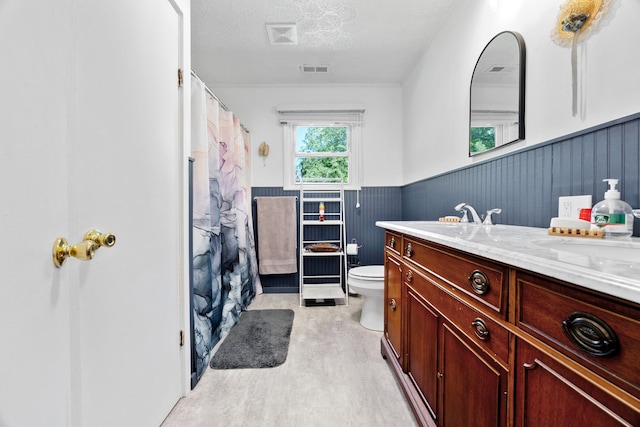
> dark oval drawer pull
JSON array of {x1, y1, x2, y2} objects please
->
[
  {"x1": 562, "y1": 312, "x2": 619, "y2": 357},
  {"x1": 472, "y1": 318, "x2": 490, "y2": 340},
  {"x1": 406, "y1": 270, "x2": 413, "y2": 282},
  {"x1": 389, "y1": 236, "x2": 395, "y2": 248},
  {"x1": 405, "y1": 243, "x2": 413, "y2": 258},
  {"x1": 468, "y1": 270, "x2": 490, "y2": 295}
]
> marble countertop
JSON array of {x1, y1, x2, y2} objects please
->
[{"x1": 376, "y1": 221, "x2": 640, "y2": 305}]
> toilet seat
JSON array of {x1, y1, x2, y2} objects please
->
[{"x1": 348, "y1": 265, "x2": 384, "y2": 281}]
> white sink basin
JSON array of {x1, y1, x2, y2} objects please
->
[{"x1": 532, "y1": 238, "x2": 640, "y2": 264}]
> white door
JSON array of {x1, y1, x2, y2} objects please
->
[
  {"x1": 0, "y1": 1, "x2": 77, "y2": 425},
  {"x1": 0, "y1": 1, "x2": 186, "y2": 426},
  {"x1": 72, "y1": 1, "x2": 184, "y2": 425}
]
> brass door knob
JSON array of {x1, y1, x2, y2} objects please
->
[
  {"x1": 83, "y1": 229, "x2": 116, "y2": 247},
  {"x1": 53, "y1": 229, "x2": 116, "y2": 268},
  {"x1": 53, "y1": 238, "x2": 97, "y2": 268}
]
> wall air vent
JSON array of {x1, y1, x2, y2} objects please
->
[
  {"x1": 266, "y1": 23, "x2": 298, "y2": 45},
  {"x1": 300, "y1": 65, "x2": 330, "y2": 74}
]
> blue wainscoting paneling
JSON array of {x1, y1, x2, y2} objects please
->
[
  {"x1": 345, "y1": 187, "x2": 403, "y2": 265},
  {"x1": 251, "y1": 187, "x2": 402, "y2": 293},
  {"x1": 253, "y1": 112, "x2": 640, "y2": 293},
  {"x1": 403, "y1": 113, "x2": 640, "y2": 232}
]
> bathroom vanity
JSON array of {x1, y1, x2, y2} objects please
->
[{"x1": 376, "y1": 221, "x2": 640, "y2": 427}]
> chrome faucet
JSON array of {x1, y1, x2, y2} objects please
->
[
  {"x1": 454, "y1": 203, "x2": 483, "y2": 224},
  {"x1": 483, "y1": 208, "x2": 502, "y2": 225}
]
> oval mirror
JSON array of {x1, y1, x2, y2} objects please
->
[{"x1": 469, "y1": 31, "x2": 525, "y2": 156}]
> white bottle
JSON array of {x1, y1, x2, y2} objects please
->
[{"x1": 591, "y1": 179, "x2": 634, "y2": 237}]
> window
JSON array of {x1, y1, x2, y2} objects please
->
[
  {"x1": 295, "y1": 125, "x2": 349, "y2": 183},
  {"x1": 470, "y1": 126, "x2": 496, "y2": 154},
  {"x1": 470, "y1": 112, "x2": 519, "y2": 155},
  {"x1": 279, "y1": 105, "x2": 364, "y2": 190}
]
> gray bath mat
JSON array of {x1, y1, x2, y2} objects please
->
[{"x1": 209, "y1": 309, "x2": 294, "y2": 369}]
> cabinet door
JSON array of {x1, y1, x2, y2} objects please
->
[
  {"x1": 515, "y1": 339, "x2": 640, "y2": 426},
  {"x1": 516, "y1": 271, "x2": 640, "y2": 397},
  {"x1": 385, "y1": 253, "x2": 403, "y2": 362},
  {"x1": 440, "y1": 324, "x2": 508, "y2": 427},
  {"x1": 407, "y1": 288, "x2": 439, "y2": 420}
]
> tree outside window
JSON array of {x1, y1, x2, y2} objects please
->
[
  {"x1": 470, "y1": 127, "x2": 496, "y2": 154},
  {"x1": 295, "y1": 126, "x2": 349, "y2": 183}
]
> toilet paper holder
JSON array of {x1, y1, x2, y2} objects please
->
[{"x1": 346, "y1": 238, "x2": 361, "y2": 255}]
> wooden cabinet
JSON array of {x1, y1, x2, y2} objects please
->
[
  {"x1": 440, "y1": 323, "x2": 508, "y2": 427},
  {"x1": 403, "y1": 237, "x2": 508, "y2": 319},
  {"x1": 384, "y1": 251, "x2": 403, "y2": 363},
  {"x1": 515, "y1": 271, "x2": 640, "y2": 397},
  {"x1": 514, "y1": 338, "x2": 640, "y2": 426},
  {"x1": 380, "y1": 229, "x2": 640, "y2": 427},
  {"x1": 514, "y1": 271, "x2": 640, "y2": 426},
  {"x1": 406, "y1": 287, "x2": 439, "y2": 419},
  {"x1": 403, "y1": 251, "x2": 509, "y2": 427},
  {"x1": 406, "y1": 281, "x2": 508, "y2": 427}
]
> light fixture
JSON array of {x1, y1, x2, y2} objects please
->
[{"x1": 551, "y1": 0, "x2": 615, "y2": 117}]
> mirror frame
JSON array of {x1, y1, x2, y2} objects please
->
[{"x1": 469, "y1": 31, "x2": 526, "y2": 156}]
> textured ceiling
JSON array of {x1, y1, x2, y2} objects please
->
[{"x1": 191, "y1": 0, "x2": 461, "y2": 86}]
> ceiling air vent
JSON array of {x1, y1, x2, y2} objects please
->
[
  {"x1": 266, "y1": 23, "x2": 298, "y2": 45},
  {"x1": 300, "y1": 65, "x2": 330, "y2": 74}
]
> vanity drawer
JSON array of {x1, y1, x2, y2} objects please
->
[
  {"x1": 385, "y1": 231, "x2": 402, "y2": 256},
  {"x1": 402, "y1": 237, "x2": 508, "y2": 319},
  {"x1": 516, "y1": 271, "x2": 640, "y2": 396},
  {"x1": 407, "y1": 267, "x2": 509, "y2": 366}
]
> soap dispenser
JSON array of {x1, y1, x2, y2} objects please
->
[{"x1": 591, "y1": 179, "x2": 633, "y2": 237}]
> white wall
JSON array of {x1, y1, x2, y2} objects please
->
[
  {"x1": 217, "y1": 1, "x2": 640, "y2": 188},
  {"x1": 213, "y1": 85, "x2": 404, "y2": 187},
  {"x1": 402, "y1": 0, "x2": 640, "y2": 184}
]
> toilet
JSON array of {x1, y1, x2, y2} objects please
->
[{"x1": 348, "y1": 265, "x2": 385, "y2": 331}]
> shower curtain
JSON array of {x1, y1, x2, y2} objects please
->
[{"x1": 191, "y1": 76, "x2": 262, "y2": 380}]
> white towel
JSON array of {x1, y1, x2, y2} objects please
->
[{"x1": 256, "y1": 197, "x2": 297, "y2": 275}]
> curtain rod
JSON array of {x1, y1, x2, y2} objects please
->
[{"x1": 190, "y1": 70, "x2": 250, "y2": 134}]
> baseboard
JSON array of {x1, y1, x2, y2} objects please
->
[{"x1": 261, "y1": 287, "x2": 298, "y2": 294}]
